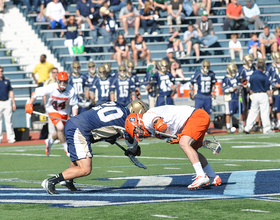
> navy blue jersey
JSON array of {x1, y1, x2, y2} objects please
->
[
  {"x1": 110, "y1": 77, "x2": 136, "y2": 106},
  {"x1": 69, "y1": 74, "x2": 88, "y2": 97},
  {"x1": 190, "y1": 70, "x2": 216, "y2": 96},
  {"x1": 90, "y1": 76, "x2": 112, "y2": 104},
  {"x1": 76, "y1": 0, "x2": 94, "y2": 17},
  {"x1": 222, "y1": 75, "x2": 239, "y2": 101},
  {"x1": 153, "y1": 72, "x2": 175, "y2": 96},
  {"x1": 105, "y1": 16, "x2": 117, "y2": 32},
  {"x1": 143, "y1": 71, "x2": 158, "y2": 97},
  {"x1": 0, "y1": 76, "x2": 13, "y2": 100},
  {"x1": 266, "y1": 63, "x2": 279, "y2": 81},
  {"x1": 130, "y1": 73, "x2": 140, "y2": 88},
  {"x1": 238, "y1": 65, "x2": 255, "y2": 84},
  {"x1": 249, "y1": 70, "x2": 270, "y2": 93},
  {"x1": 69, "y1": 102, "x2": 130, "y2": 141},
  {"x1": 85, "y1": 73, "x2": 97, "y2": 87},
  {"x1": 65, "y1": 23, "x2": 78, "y2": 40}
]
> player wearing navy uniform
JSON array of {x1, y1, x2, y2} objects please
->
[
  {"x1": 143, "y1": 61, "x2": 159, "y2": 108},
  {"x1": 110, "y1": 65, "x2": 136, "y2": 106},
  {"x1": 190, "y1": 60, "x2": 216, "y2": 115},
  {"x1": 222, "y1": 64, "x2": 242, "y2": 133},
  {"x1": 126, "y1": 60, "x2": 141, "y2": 99},
  {"x1": 69, "y1": 61, "x2": 89, "y2": 113},
  {"x1": 85, "y1": 61, "x2": 97, "y2": 106},
  {"x1": 41, "y1": 101, "x2": 148, "y2": 194},
  {"x1": 154, "y1": 59, "x2": 176, "y2": 107},
  {"x1": 244, "y1": 59, "x2": 274, "y2": 134},
  {"x1": 90, "y1": 65, "x2": 113, "y2": 105},
  {"x1": 0, "y1": 66, "x2": 16, "y2": 143}
]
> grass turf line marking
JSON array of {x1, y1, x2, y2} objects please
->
[
  {"x1": 107, "y1": 170, "x2": 123, "y2": 173},
  {"x1": 164, "y1": 167, "x2": 181, "y2": 170},
  {"x1": 241, "y1": 209, "x2": 271, "y2": 213},
  {"x1": 151, "y1": 214, "x2": 178, "y2": 218},
  {"x1": 224, "y1": 164, "x2": 241, "y2": 166}
]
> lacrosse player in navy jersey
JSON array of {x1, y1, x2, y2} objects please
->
[
  {"x1": 154, "y1": 59, "x2": 176, "y2": 107},
  {"x1": 69, "y1": 61, "x2": 89, "y2": 113},
  {"x1": 222, "y1": 64, "x2": 242, "y2": 133},
  {"x1": 90, "y1": 65, "x2": 113, "y2": 105},
  {"x1": 126, "y1": 60, "x2": 141, "y2": 99},
  {"x1": 190, "y1": 60, "x2": 217, "y2": 115},
  {"x1": 41, "y1": 100, "x2": 149, "y2": 194},
  {"x1": 85, "y1": 61, "x2": 97, "y2": 106},
  {"x1": 110, "y1": 65, "x2": 136, "y2": 106}
]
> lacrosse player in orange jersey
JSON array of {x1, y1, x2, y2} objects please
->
[
  {"x1": 25, "y1": 71, "x2": 79, "y2": 156},
  {"x1": 125, "y1": 105, "x2": 222, "y2": 190}
]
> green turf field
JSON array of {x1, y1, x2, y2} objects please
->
[{"x1": 0, "y1": 132, "x2": 280, "y2": 220}]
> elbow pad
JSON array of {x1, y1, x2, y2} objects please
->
[
  {"x1": 153, "y1": 118, "x2": 167, "y2": 132},
  {"x1": 229, "y1": 87, "x2": 234, "y2": 92}
]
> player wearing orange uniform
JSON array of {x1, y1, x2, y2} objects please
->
[
  {"x1": 125, "y1": 105, "x2": 222, "y2": 189},
  {"x1": 25, "y1": 72, "x2": 79, "y2": 156}
]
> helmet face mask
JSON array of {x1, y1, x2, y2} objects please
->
[
  {"x1": 159, "y1": 59, "x2": 169, "y2": 74},
  {"x1": 88, "y1": 61, "x2": 96, "y2": 75},
  {"x1": 126, "y1": 60, "x2": 134, "y2": 77},
  {"x1": 271, "y1": 51, "x2": 280, "y2": 64},
  {"x1": 72, "y1": 61, "x2": 81, "y2": 76},
  {"x1": 201, "y1": 60, "x2": 210, "y2": 75},
  {"x1": 227, "y1": 64, "x2": 238, "y2": 78},
  {"x1": 118, "y1": 64, "x2": 127, "y2": 80},
  {"x1": 127, "y1": 100, "x2": 149, "y2": 114},
  {"x1": 98, "y1": 65, "x2": 109, "y2": 80},
  {"x1": 57, "y1": 71, "x2": 69, "y2": 91},
  {"x1": 243, "y1": 54, "x2": 254, "y2": 68},
  {"x1": 103, "y1": 63, "x2": 111, "y2": 74}
]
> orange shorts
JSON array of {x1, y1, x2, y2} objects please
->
[
  {"x1": 180, "y1": 109, "x2": 210, "y2": 149},
  {"x1": 48, "y1": 113, "x2": 68, "y2": 126}
]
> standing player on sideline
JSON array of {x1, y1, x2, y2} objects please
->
[
  {"x1": 41, "y1": 100, "x2": 148, "y2": 194},
  {"x1": 190, "y1": 60, "x2": 217, "y2": 115},
  {"x1": 222, "y1": 64, "x2": 241, "y2": 133},
  {"x1": 125, "y1": 105, "x2": 222, "y2": 190},
  {"x1": 25, "y1": 72, "x2": 78, "y2": 156}
]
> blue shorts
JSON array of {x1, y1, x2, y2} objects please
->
[
  {"x1": 156, "y1": 95, "x2": 174, "y2": 107},
  {"x1": 195, "y1": 95, "x2": 212, "y2": 114},
  {"x1": 64, "y1": 120, "x2": 93, "y2": 162},
  {"x1": 225, "y1": 100, "x2": 243, "y2": 115},
  {"x1": 274, "y1": 95, "x2": 280, "y2": 112}
]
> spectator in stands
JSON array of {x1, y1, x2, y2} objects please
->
[
  {"x1": 114, "y1": 34, "x2": 130, "y2": 65},
  {"x1": 105, "y1": 9, "x2": 118, "y2": 43},
  {"x1": 104, "y1": 0, "x2": 126, "y2": 12},
  {"x1": 195, "y1": 11, "x2": 218, "y2": 48},
  {"x1": 163, "y1": 48, "x2": 185, "y2": 80},
  {"x1": 0, "y1": 66, "x2": 16, "y2": 144},
  {"x1": 229, "y1": 34, "x2": 243, "y2": 62},
  {"x1": 138, "y1": 0, "x2": 153, "y2": 9},
  {"x1": 0, "y1": 0, "x2": 4, "y2": 13},
  {"x1": 168, "y1": 30, "x2": 185, "y2": 58},
  {"x1": 192, "y1": 0, "x2": 211, "y2": 16},
  {"x1": 259, "y1": 26, "x2": 278, "y2": 59},
  {"x1": 248, "y1": 33, "x2": 262, "y2": 60},
  {"x1": 184, "y1": 23, "x2": 200, "y2": 62},
  {"x1": 63, "y1": 15, "x2": 84, "y2": 60},
  {"x1": 46, "y1": 0, "x2": 66, "y2": 37},
  {"x1": 167, "y1": 0, "x2": 184, "y2": 33},
  {"x1": 32, "y1": 54, "x2": 54, "y2": 87},
  {"x1": 76, "y1": 0, "x2": 95, "y2": 35},
  {"x1": 140, "y1": 1, "x2": 158, "y2": 35},
  {"x1": 23, "y1": 0, "x2": 40, "y2": 14},
  {"x1": 243, "y1": 0, "x2": 264, "y2": 30},
  {"x1": 226, "y1": 0, "x2": 248, "y2": 31},
  {"x1": 276, "y1": 26, "x2": 280, "y2": 52},
  {"x1": 87, "y1": 6, "x2": 111, "y2": 52},
  {"x1": 38, "y1": 0, "x2": 51, "y2": 21},
  {"x1": 91, "y1": 0, "x2": 105, "y2": 9},
  {"x1": 182, "y1": 0, "x2": 193, "y2": 17},
  {"x1": 43, "y1": 67, "x2": 58, "y2": 140},
  {"x1": 153, "y1": 0, "x2": 168, "y2": 17},
  {"x1": 119, "y1": 1, "x2": 140, "y2": 36},
  {"x1": 131, "y1": 34, "x2": 151, "y2": 66}
]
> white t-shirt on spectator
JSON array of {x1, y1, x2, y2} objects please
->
[
  {"x1": 229, "y1": 40, "x2": 242, "y2": 49},
  {"x1": 46, "y1": 2, "x2": 65, "y2": 22}
]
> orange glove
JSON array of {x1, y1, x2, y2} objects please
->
[
  {"x1": 25, "y1": 103, "x2": 33, "y2": 114},
  {"x1": 169, "y1": 134, "x2": 182, "y2": 144}
]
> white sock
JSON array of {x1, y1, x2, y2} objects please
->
[
  {"x1": 193, "y1": 162, "x2": 205, "y2": 177},
  {"x1": 203, "y1": 164, "x2": 216, "y2": 178},
  {"x1": 62, "y1": 142, "x2": 68, "y2": 153},
  {"x1": 49, "y1": 137, "x2": 54, "y2": 145},
  {"x1": 277, "y1": 120, "x2": 280, "y2": 127},
  {"x1": 226, "y1": 123, "x2": 231, "y2": 129}
]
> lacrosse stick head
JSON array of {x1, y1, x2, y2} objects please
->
[
  {"x1": 125, "y1": 113, "x2": 150, "y2": 142},
  {"x1": 203, "y1": 137, "x2": 222, "y2": 155}
]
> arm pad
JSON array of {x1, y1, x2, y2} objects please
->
[{"x1": 153, "y1": 118, "x2": 167, "y2": 132}]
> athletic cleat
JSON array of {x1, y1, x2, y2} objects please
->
[
  {"x1": 188, "y1": 174, "x2": 210, "y2": 189},
  {"x1": 41, "y1": 179, "x2": 58, "y2": 194},
  {"x1": 60, "y1": 179, "x2": 78, "y2": 191},
  {"x1": 45, "y1": 139, "x2": 52, "y2": 156},
  {"x1": 208, "y1": 175, "x2": 222, "y2": 186}
]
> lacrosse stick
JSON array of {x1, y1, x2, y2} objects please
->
[
  {"x1": 114, "y1": 142, "x2": 147, "y2": 169},
  {"x1": 154, "y1": 131, "x2": 222, "y2": 155},
  {"x1": 32, "y1": 111, "x2": 68, "y2": 122}
]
